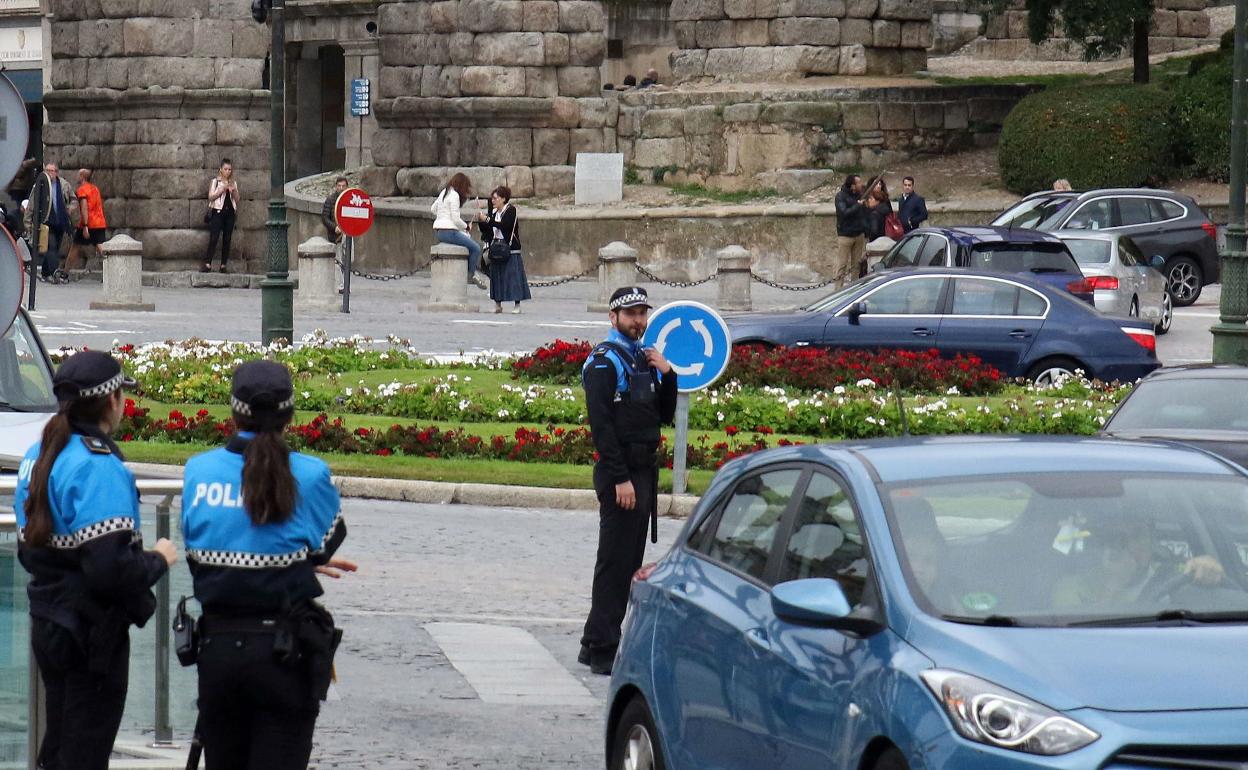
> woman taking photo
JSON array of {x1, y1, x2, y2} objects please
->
[
  {"x1": 203, "y1": 158, "x2": 239, "y2": 274},
  {"x1": 14, "y1": 351, "x2": 178, "y2": 770},
  {"x1": 476, "y1": 185, "x2": 531, "y2": 314},
  {"x1": 431, "y1": 172, "x2": 483, "y2": 281},
  {"x1": 181, "y1": 360, "x2": 352, "y2": 770}
]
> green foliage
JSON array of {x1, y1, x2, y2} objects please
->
[
  {"x1": 1171, "y1": 51, "x2": 1231, "y2": 182},
  {"x1": 997, "y1": 84, "x2": 1176, "y2": 194},
  {"x1": 623, "y1": 165, "x2": 642, "y2": 185},
  {"x1": 976, "y1": 0, "x2": 1153, "y2": 61},
  {"x1": 667, "y1": 183, "x2": 779, "y2": 203}
]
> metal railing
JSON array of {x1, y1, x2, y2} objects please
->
[{"x1": 0, "y1": 470, "x2": 184, "y2": 768}]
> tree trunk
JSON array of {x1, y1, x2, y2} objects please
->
[{"x1": 1133, "y1": 17, "x2": 1150, "y2": 84}]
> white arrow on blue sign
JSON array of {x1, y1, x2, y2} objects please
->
[{"x1": 641, "y1": 301, "x2": 732, "y2": 393}]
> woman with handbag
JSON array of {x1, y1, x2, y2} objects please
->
[
  {"x1": 476, "y1": 186, "x2": 531, "y2": 314},
  {"x1": 203, "y1": 159, "x2": 240, "y2": 273}
]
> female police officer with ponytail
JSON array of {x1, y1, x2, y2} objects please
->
[
  {"x1": 181, "y1": 360, "x2": 352, "y2": 770},
  {"x1": 13, "y1": 350, "x2": 179, "y2": 770}
]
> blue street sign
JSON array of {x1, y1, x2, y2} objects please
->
[
  {"x1": 641, "y1": 301, "x2": 731, "y2": 392},
  {"x1": 350, "y1": 78, "x2": 370, "y2": 117}
]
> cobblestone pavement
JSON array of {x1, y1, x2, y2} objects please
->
[{"x1": 307, "y1": 498, "x2": 680, "y2": 769}]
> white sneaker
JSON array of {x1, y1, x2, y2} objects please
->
[{"x1": 512, "y1": 306, "x2": 522, "y2": 314}]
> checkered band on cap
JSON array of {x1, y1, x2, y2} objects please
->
[
  {"x1": 77, "y1": 372, "x2": 127, "y2": 398},
  {"x1": 609, "y1": 291, "x2": 648, "y2": 310},
  {"x1": 231, "y1": 394, "x2": 295, "y2": 416}
]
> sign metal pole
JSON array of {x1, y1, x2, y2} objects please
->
[
  {"x1": 672, "y1": 393, "x2": 690, "y2": 495},
  {"x1": 341, "y1": 236, "x2": 352, "y2": 313}
]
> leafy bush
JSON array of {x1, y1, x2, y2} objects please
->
[
  {"x1": 1171, "y1": 52, "x2": 1231, "y2": 182},
  {"x1": 510, "y1": 339, "x2": 592, "y2": 383},
  {"x1": 998, "y1": 85, "x2": 1176, "y2": 194}
]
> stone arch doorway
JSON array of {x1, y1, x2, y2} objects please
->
[{"x1": 294, "y1": 42, "x2": 346, "y2": 177}]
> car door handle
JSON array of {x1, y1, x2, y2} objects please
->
[
  {"x1": 911, "y1": 327, "x2": 935, "y2": 337},
  {"x1": 744, "y1": 627, "x2": 772, "y2": 651},
  {"x1": 1009, "y1": 330, "x2": 1031, "y2": 339}
]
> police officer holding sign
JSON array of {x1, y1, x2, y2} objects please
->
[
  {"x1": 579, "y1": 287, "x2": 677, "y2": 675},
  {"x1": 181, "y1": 361, "x2": 353, "y2": 770},
  {"x1": 13, "y1": 351, "x2": 178, "y2": 770}
]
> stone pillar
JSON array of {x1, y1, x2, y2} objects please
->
[
  {"x1": 297, "y1": 236, "x2": 339, "y2": 312},
  {"x1": 89, "y1": 235, "x2": 154, "y2": 312},
  {"x1": 865, "y1": 236, "x2": 896, "y2": 273},
  {"x1": 342, "y1": 39, "x2": 381, "y2": 169},
  {"x1": 716, "y1": 245, "x2": 752, "y2": 312},
  {"x1": 589, "y1": 241, "x2": 639, "y2": 313},
  {"x1": 425, "y1": 243, "x2": 477, "y2": 313}
]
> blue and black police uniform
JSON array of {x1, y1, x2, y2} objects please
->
[
  {"x1": 579, "y1": 286, "x2": 677, "y2": 674},
  {"x1": 13, "y1": 351, "x2": 167, "y2": 770},
  {"x1": 181, "y1": 361, "x2": 345, "y2": 770}
]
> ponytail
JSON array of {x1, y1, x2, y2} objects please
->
[
  {"x1": 24, "y1": 395, "x2": 114, "y2": 547},
  {"x1": 237, "y1": 416, "x2": 297, "y2": 525}
]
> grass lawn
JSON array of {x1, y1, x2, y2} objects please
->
[{"x1": 123, "y1": 441, "x2": 716, "y2": 495}]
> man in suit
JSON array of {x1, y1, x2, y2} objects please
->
[
  {"x1": 23, "y1": 163, "x2": 80, "y2": 284},
  {"x1": 898, "y1": 175, "x2": 929, "y2": 233}
]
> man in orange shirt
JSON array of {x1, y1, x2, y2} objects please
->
[{"x1": 65, "y1": 168, "x2": 107, "y2": 273}]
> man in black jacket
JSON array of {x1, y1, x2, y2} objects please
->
[
  {"x1": 834, "y1": 174, "x2": 873, "y2": 288},
  {"x1": 579, "y1": 287, "x2": 677, "y2": 675},
  {"x1": 321, "y1": 176, "x2": 349, "y2": 292},
  {"x1": 898, "y1": 175, "x2": 929, "y2": 233}
]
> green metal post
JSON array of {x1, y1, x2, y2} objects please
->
[
  {"x1": 1213, "y1": 0, "x2": 1248, "y2": 362},
  {"x1": 260, "y1": 0, "x2": 293, "y2": 346}
]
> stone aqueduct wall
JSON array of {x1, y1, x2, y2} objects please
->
[
  {"x1": 668, "y1": 0, "x2": 932, "y2": 81},
  {"x1": 42, "y1": 0, "x2": 270, "y2": 270}
]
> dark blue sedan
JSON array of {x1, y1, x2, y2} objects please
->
[
  {"x1": 875, "y1": 226, "x2": 1094, "y2": 306},
  {"x1": 728, "y1": 269, "x2": 1159, "y2": 384}
]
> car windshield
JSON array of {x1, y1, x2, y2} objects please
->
[
  {"x1": 0, "y1": 311, "x2": 56, "y2": 412},
  {"x1": 804, "y1": 275, "x2": 884, "y2": 313},
  {"x1": 1062, "y1": 239, "x2": 1113, "y2": 266},
  {"x1": 1108, "y1": 378, "x2": 1248, "y2": 433},
  {"x1": 992, "y1": 195, "x2": 1074, "y2": 229},
  {"x1": 968, "y1": 243, "x2": 1079, "y2": 274},
  {"x1": 886, "y1": 472, "x2": 1248, "y2": 626}
]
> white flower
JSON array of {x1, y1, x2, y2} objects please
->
[
  {"x1": 497, "y1": 409, "x2": 510, "y2": 418},
  {"x1": 833, "y1": 385, "x2": 846, "y2": 395},
  {"x1": 716, "y1": 411, "x2": 725, "y2": 422},
  {"x1": 459, "y1": 399, "x2": 471, "y2": 411},
  {"x1": 856, "y1": 378, "x2": 876, "y2": 388},
  {"x1": 945, "y1": 386, "x2": 960, "y2": 396},
  {"x1": 865, "y1": 416, "x2": 878, "y2": 425},
  {"x1": 344, "y1": 387, "x2": 353, "y2": 397}
]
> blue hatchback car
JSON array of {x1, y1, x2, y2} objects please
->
[{"x1": 606, "y1": 437, "x2": 1248, "y2": 770}]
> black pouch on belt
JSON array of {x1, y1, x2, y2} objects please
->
[{"x1": 173, "y1": 596, "x2": 199, "y2": 667}]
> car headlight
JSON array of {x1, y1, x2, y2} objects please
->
[{"x1": 920, "y1": 669, "x2": 1099, "y2": 756}]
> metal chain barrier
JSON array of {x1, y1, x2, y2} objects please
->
[
  {"x1": 634, "y1": 263, "x2": 718, "y2": 288},
  {"x1": 749, "y1": 271, "x2": 839, "y2": 291},
  {"x1": 334, "y1": 258, "x2": 429, "y2": 282},
  {"x1": 528, "y1": 263, "x2": 598, "y2": 288}
]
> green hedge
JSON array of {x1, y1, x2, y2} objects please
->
[
  {"x1": 998, "y1": 85, "x2": 1176, "y2": 194},
  {"x1": 1172, "y1": 54, "x2": 1231, "y2": 182}
]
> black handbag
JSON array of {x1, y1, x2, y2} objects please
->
[{"x1": 488, "y1": 239, "x2": 511, "y2": 262}]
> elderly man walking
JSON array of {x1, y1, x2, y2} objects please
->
[{"x1": 23, "y1": 163, "x2": 80, "y2": 284}]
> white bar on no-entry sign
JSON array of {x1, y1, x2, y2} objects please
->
[{"x1": 341, "y1": 206, "x2": 370, "y2": 219}]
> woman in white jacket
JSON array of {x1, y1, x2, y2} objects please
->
[{"x1": 431, "y1": 173, "x2": 482, "y2": 280}]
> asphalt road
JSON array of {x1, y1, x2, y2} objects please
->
[{"x1": 23, "y1": 277, "x2": 1222, "y2": 367}]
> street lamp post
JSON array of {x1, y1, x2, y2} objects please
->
[
  {"x1": 1213, "y1": 0, "x2": 1248, "y2": 362},
  {"x1": 260, "y1": 0, "x2": 293, "y2": 346}
]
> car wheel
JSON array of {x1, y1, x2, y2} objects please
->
[
  {"x1": 1165, "y1": 256, "x2": 1203, "y2": 307},
  {"x1": 1155, "y1": 290, "x2": 1173, "y2": 336},
  {"x1": 1027, "y1": 356, "x2": 1081, "y2": 387},
  {"x1": 1128, "y1": 297, "x2": 1139, "y2": 318},
  {"x1": 610, "y1": 696, "x2": 667, "y2": 770},
  {"x1": 873, "y1": 746, "x2": 911, "y2": 770}
]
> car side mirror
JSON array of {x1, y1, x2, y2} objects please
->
[
  {"x1": 771, "y1": 579, "x2": 884, "y2": 635},
  {"x1": 1149, "y1": 255, "x2": 1165, "y2": 269},
  {"x1": 870, "y1": 260, "x2": 885, "y2": 273},
  {"x1": 847, "y1": 301, "x2": 867, "y2": 325}
]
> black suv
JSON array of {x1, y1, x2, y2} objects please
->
[{"x1": 992, "y1": 189, "x2": 1220, "y2": 306}]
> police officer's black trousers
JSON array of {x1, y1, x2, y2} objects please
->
[
  {"x1": 581, "y1": 463, "x2": 657, "y2": 654},
  {"x1": 197, "y1": 629, "x2": 320, "y2": 770},
  {"x1": 31, "y1": 618, "x2": 129, "y2": 770}
]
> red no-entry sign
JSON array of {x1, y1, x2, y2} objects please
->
[{"x1": 334, "y1": 187, "x2": 375, "y2": 238}]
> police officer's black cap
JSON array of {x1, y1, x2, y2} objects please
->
[
  {"x1": 230, "y1": 360, "x2": 295, "y2": 417},
  {"x1": 52, "y1": 350, "x2": 136, "y2": 402},
  {"x1": 609, "y1": 286, "x2": 651, "y2": 311}
]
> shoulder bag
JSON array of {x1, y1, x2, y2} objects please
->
[{"x1": 488, "y1": 206, "x2": 516, "y2": 263}]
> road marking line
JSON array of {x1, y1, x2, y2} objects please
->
[
  {"x1": 451, "y1": 319, "x2": 512, "y2": 326},
  {"x1": 426, "y1": 622, "x2": 597, "y2": 706},
  {"x1": 1173, "y1": 311, "x2": 1221, "y2": 318},
  {"x1": 338, "y1": 610, "x2": 584, "y2": 624}
]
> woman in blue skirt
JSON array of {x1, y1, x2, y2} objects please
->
[{"x1": 476, "y1": 186, "x2": 532, "y2": 314}]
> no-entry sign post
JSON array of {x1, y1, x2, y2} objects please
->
[{"x1": 333, "y1": 187, "x2": 375, "y2": 313}]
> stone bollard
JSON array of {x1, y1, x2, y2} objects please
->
[
  {"x1": 425, "y1": 243, "x2": 478, "y2": 313},
  {"x1": 296, "y1": 236, "x2": 339, "y2": 312},
  {"x1": 588, "y1": 241, "x2": 638, "y2": 312},
  {"x1": 716, "y1": 245, "x2": 752, "y2": 312},
  {"x1": 865, "y1": 236, "x2": 896, "y2": 274},
  {"x1": 89, "y1": 234, "x2": 154, "y2": 312}
]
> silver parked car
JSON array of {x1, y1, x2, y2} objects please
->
[
  {"x1": 0, "y1": 307, "x2": 55, "y2": 469},
  {"x1": 1055, "y1": 231, "x2": 1172, "y2": 335}
]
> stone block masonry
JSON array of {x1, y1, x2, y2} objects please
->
[
  {"x1": 42, "y1": 0, "x2": 269, "y2": 271},
  {"x1": 669, "y1": 0, "x2": 932, "y2": 80}
]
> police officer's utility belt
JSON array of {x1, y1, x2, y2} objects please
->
[
  {"x1": 199, "y1": 615, "x2": 286, "y2": 634},
  {"x1": 623, "y1": 442, "x2": 660, "y2": 470}
]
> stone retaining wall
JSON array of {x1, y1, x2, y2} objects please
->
[
  {"x1": 616, "y1": 83, "x2": 1037, "y2": 192},
  {"x1": 42, "y1": 0, "x2": 270, "y2": 270},
  {"x1": 668, "y1": 0, "x2": 933, "y2": 81}
]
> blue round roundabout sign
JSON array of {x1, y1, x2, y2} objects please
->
[{"x1": 641, "y1": 301, "x2": 732, "y2": 393}]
